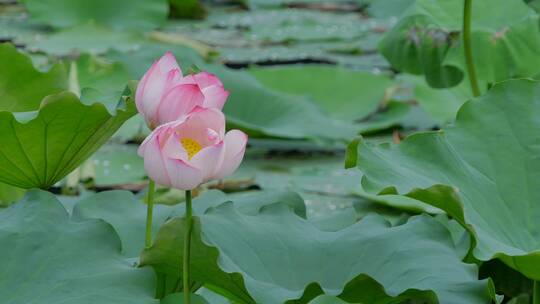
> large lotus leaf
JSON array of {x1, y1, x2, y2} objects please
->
[
  {"x1": 0, "y1": 88, "x2": 136, "y2": 189},
  {"x1": 347, "y1": 79, "x2": 540, "y2": 279},
  {"x1": 20, "y1": 0, "x2": 168, "y2": 30},
  {"x1": 141, "y1": 202, "x2": 495, "y2": 304},
  {"x1": 380, "y1": 0, "x2": 540, "y2": 88},
  {"x1": 0, "y1": 190, "x2": 157, "y2": 303},
  {"x1": 30, "y1": 22, "x2": 143, "y2": 56},
  {"x1": 249, "y1": 65, "x2": 393, "y2": 121},
  {"x1": 0, "y1": 43, "x2": 67, "y2": 112}
]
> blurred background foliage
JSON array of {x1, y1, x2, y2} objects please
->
[
  {"x1": 0, "y1": 0, "x2": 535, "y2": 223},
  {"x1": 0, "y1": 0, "x2": 537, "y2": 223},
  {"x1": 0, "y1": 0, "x2": 534, "y2": 218},
  {"x1": 0, "y1": 0, "x2": 426, "y2": 217}
]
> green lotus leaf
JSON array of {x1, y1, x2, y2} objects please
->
[
  {"x1": 0, "y1": 90, "x2": 136, "y2": 189},
  {"x1": 141, "y1": 202, "x2": 496, "y2": 303},
  {"x1": 0, "y1": 43, "x2": 137, "y2": 189},
  {"x1": 20, "y1": 0, "x2": 168, "y2": 30},
  {"x1": 347, "y1": 79, "x2": 540, "y2": 279},
  {"x1": 0, "y1": 43, "x2": 67, "y2": 112},
  {"x1": 31, "y1": 22, "x2": 143, "y2": 56},
  {"x1": 380, "y1": 0, "x2": 540, "y2": 88},
  {"x1": 0, "y1": 189, "x2": 157, "y2": 304}
]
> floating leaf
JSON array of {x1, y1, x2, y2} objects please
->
[
  {"x1": 0, "y1": 190, "x2": 157, "y2": 303},
  {"x1": 348, "y1": 79, "x2": 540, "y2": 279},
  {"x1": 30, "y1": 22, "x2": 142, "y2": 56},
  {"x1": 20, "y1": 0, "x2": 168, "y2": 30}
]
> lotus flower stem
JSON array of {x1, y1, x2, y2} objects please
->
[
  {"x1": 183, "y1": 190, "x2": 193, "y2": 304},
  {"x1": 145, "y1": 180, "x2": 156, "y2": 248},
  {"x1": 534, "y1": 281, "x2": 540, "y2": 304},
  {"x1": 463, "y1": 0, "x2": 480, "y2": 97}
]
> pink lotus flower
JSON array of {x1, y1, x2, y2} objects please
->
[
  {"x1": 135, "y1": 52, "x2": 230, "y2": 129},
  {"x1": 138, "y1": 107, "x2": 247, "y2": 190}
]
